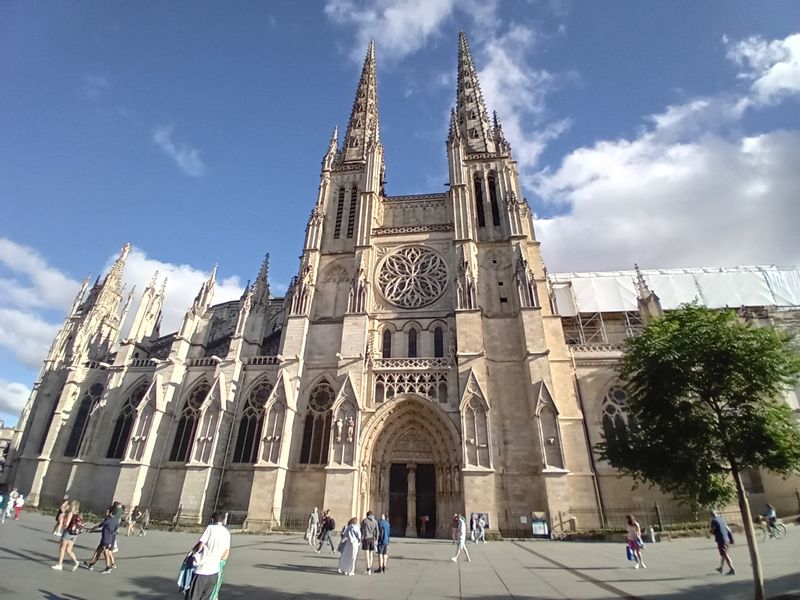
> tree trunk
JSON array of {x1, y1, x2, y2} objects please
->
[{"x1": 731, "y1": 465, "x2": 765, "y2": 600}]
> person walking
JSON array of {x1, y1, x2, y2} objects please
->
[
  {"x1": 84, "y1": 508, "x2": 117, "y2": 574},
  {"x1": 625, "y1": 514, "x2": 646, "y2": 569},
  {"x1": 710, "y1": 510, "x2": 735, "y2": 575},
  {"x1": 52, "y1": 500, "x2": 84, "y2": 571},
  {"x1": 361, "y1": 511, "x2": 379, "y2": 575},
  {"x1": 0, "y1": 492, "x2": 8, "y2": 524},
  {"x1": 376, "y1": 513, "x2": 390, "y2": 574},
  {"x1": 307, "y1": 507, "x2": 320, "y2": 546},
  {"x1": 110, "y1": 502, "x2": 125, "y2": 552},
  {"x1": 127, "y1": 506, "x2": 142, "y2": 537},
  {"x1": 186, "y1": 512, "x2": 231, "y2": 600},
  {"x1": 338, "y1": 517, "x2": 361, "y2": 576},
  {"x1": 450, "y1": 514, "x2": 471, "y2": 563},
  {"x1": 451, "y1": 513, "x2": 460, "y2": 545},
  {"x1": 469, "y1": 514, "x2": 476, "y2": 543},
  {"x1": 137, "y1": 507, "x2": 150, "y2": 537},
  {"x1": 316, "y1": 510, "x2": 336, "y2": 554},
  {"x1": 476, "y1": 514, "x2": 487, "y2": 543},
  {"x1": 13, "y1": 494, "x2": 24, "y2": 520},
  {"x1": 53, "y1": 499, "x2": 69, "y2": 536}
]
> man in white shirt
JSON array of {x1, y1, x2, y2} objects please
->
[{"x1": 188, "y1": 512, "x2": 231, "y2": 600}]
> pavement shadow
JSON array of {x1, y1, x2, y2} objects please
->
[
  {"x1": 255, "y1": 562, "x2": 339, "y2": 574},
  {"x1": 38, "y1": 590, "x2": 88, "y2": 600}
]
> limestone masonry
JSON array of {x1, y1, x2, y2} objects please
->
[{"x1": 9, "y1": 34, "x2": 800, "y2": 536}]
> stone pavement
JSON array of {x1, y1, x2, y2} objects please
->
[{"x1": 0, "y1": 512, "x2": 798, "y2": 599}]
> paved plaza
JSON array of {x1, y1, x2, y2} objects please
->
[{"x1": 0, "y1": 513, "x2": 798, "y2": 599}]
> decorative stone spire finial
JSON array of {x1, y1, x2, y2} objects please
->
[
  {"x1": 455, "y1": 32, "x2": 494, "y2": 154},
  {"x1": 342, "y1": 40, "x2": 381, "y2": 163},
  {"x1": 634, "y1": 263, "x2": 651, "y2": 299},
  {"x1": 253, "y1": 253, "x2": 270, "y2": 309}
]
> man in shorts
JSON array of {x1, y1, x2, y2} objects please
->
[
  {"x1": 376, "y1": 513, "x2": 391, "y2": 574},
  {"x1": 361, "y1": 511, "x2": 379, "y2": 575},
  {"x1": 188, "y1": 512, "x2": 231, "y2": 600},
  {"x1": 709, "y1": 510, "x2": 735, "y2": 575},
  {"x1": 84, "y1": 508, "x2": 117, "y2": 574}
]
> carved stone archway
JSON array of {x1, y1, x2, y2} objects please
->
[{"x1": 358, "y1": 395, "x2": 462, "y2": 537}]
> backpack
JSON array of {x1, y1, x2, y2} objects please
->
[
  {"x1": 67, "y1": 514, "x2": 85, "y2": 535},
  {"x1": 327, "y1": 517, "x2": 335, "y2": 531}
]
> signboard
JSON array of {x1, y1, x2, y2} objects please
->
[{"x1": 531, "y1": 511, "x2": 550, "y2": 538}]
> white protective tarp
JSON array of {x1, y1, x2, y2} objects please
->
[{"x1": 549, "y1": 266, "x2": 800, "y2": 314}]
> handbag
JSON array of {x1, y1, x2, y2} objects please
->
[
  {"x1": 626, "y1": 545, "x2": 634, "y2": 561},
  {"x1": 636, "y1": 537, "x2": 645, "y2": 550},
  {"x1": 337, "y1": 539, "x2": 345, "y2": 553}
]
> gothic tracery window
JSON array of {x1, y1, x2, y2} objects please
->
[
  {"x1": 377, "y1": 246, "x2": 448, "y2": 309},
  {"x1": 488, "y1": 173, "x2": 501, "y2": 227},
  {"x1": 232, "y1": 380, "x2": 272, "y2": 463},
  {"x1": 602, "y1": 385, "x2": 629, "y2": 441},
  {"x1": 299, "y1": 383, "x2": 334, "y2": 464},
  {"x1": 382, "y1": 330, "x2": 392, "y2": 359},
  {"x1": 64, "y1": 383, "x2": 104, "y2": 458},
  {"x1": 346, "y1": 186, "x2": 357, "y2": 239},
  {"x1": 106, "y1": 381, "x2": 148, "y2": 459},
  {"x1": 262, "y1": 401, "x2": 285, "y2": 463},
  {"x1": 169, "y1": 381, "x2": 209, "y2": 462}
]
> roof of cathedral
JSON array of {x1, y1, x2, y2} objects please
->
[{"x1": 550, "y1": 265, "x2": 800, "y2": 315}]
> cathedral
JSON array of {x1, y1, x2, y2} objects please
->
[{"x1": 9, "y1": 33, "x2": 800, "y2": 537}]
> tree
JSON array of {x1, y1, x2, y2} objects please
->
[{"x1": 597, "y1": 304, "x2": 800, "y2": 600}]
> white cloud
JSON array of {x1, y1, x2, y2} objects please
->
[
  {"x1": 535, "y1": 128, "x2": 800, "y2": 272},
  {"x1": 113, "y1": 247, "x2": 244, "y2": 335},
  {"x1": 324, "y1": 0, "x2": 458, "y2": 61},
  {"x1": 726, "y1": 33, "x2": 800, "y2": 106},
  {"x1": 0, "y1": 238, "x2": 81, "y2": 309},
  {"x1": 478, "y1": 24, "x2": 568, "y2": 172},
  {"x1": 153, "y1": 125, "x2": 206, "y2": 177},
  {"x1": 0, "y1": 307, "x2": 60, "y2": 368},
  {"x1": 0, "y1": 380, "x2": 30, "y2": 417}
]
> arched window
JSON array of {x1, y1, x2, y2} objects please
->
[
  {"x1": 539, "y1": 407, "x2": 563, "y2": 469},
  {"x1": 433, "y1": 327, "x2": 444, "y2": 358},
  {"x1": 488, "y1": 173, "x2": 501, "y2": 227},
  {"x1": 382, "y1": 330, "x2": 392, "y2": 359},
  {"x1": 346, "y1": 186, "x2": 357, "y2": 239},
  {"x1": 299, "y1": 383, "x2": 335, "y2": 464},
  {"x1": 64, "y1": 383, "x2": 104, "y2": 458},
  {"x1": 169, "y1": 381, "x2": 209, "y2": 462},
  {"x1": 106, "y1": 381, "x2": 148, "y2": 459},
  {"x1": 334, "y1": 187, "x2": 345, "y2": 239},
  {"x1": 408, "y1": 328, "x2": 417, "y2": 358},
  {"x1": 473, "y1": 174, "x2": 486, "y2": 227},
  {"x1": 232, "y1": 380, "x2": 272, "y2": 463},
  {"x1": 602, "y1": 385, "x2": 629, "y2": 441}
]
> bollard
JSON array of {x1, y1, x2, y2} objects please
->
[{"x1": 649, "y1": 526, "x2": 656, "y2": 543}]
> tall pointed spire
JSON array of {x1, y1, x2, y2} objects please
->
[
  {"x1": 342, "y1": 40, "x2": 381, "y2": 163},
  {"x1": 253, "y1": 253, "x2": 270, "y2": 310},
  {"x1": 455, "y1": 32, "x2": 494, "y2": 153}
]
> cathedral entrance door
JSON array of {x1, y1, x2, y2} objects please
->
[
  {"x1": 389, "y1": 463, "x2": 408, "y2": 537},
  {"x1": 415, "y1": 463, "x2": 436, "y2": 538}
]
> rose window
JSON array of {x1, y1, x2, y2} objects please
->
[{"x1": 377, "y1": 246, "x2": 448, "y2": 309}]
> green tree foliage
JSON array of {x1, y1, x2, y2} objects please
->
[
  {"x1": 597, "y1": 304, "x2": 800, "y2": 600},
  {"x1": 598, "y1": 305, "x2": 800, "y2": 502}
]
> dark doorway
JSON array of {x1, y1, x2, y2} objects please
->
[
  {"x1": 415, "y1": 463, "x2": 436, "y2": 538},
  {"x1": 389, "y1": 463, "x2": 408, "y2": 537}
]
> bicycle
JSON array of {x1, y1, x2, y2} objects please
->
[{"x1": 755, "y1": 516, "x2": 787, "y2": 542}]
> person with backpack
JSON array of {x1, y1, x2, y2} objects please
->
[
  {"x1": 710, "y1": 510, "x2": 735, "y2": 575},
  {"x1": 315, "y1": 509, "x2": 336, "y2": 554},
  {"x1": 52, "y1": 500, "x2": 84, "y2": 571}
]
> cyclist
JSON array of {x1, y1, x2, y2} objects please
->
[{"x1": 763, "y1": 504, "x2": 778, "y2": 532}]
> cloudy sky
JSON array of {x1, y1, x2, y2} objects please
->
[{"x1": 1, "y1": 1, "x2": 799, "y2": 425}]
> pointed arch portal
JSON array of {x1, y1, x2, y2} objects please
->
[{"x1": 359, "y1": 395, "x2": 462, "y2": 538}]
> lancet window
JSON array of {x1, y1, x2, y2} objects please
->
[
  {"x1": 232, "y1": 380, "x2": 272, "y2": 463},
  {"x1": 169, "y1": 380, "x2": 209, "y2": 462},
  {"x1": 262, "y1": 401, "x2": 285, "y2": 463},
  {"x1": 299, "y1": 383, "x2": 334, "y2": 464},
  {"x1": 488, "y1": 173, "x2": 501, "y2": 227},
  {"x1": 408, "y1": 328, "x2": 417, "y2": 358},
  {"x1": 346, "y1": 186, "x2": 357, "y2": 239},
  {"x1": 106, "y1": 381, "x2": 148, "y2": 459},
  {"x1": 334, "y1": 187, "x2": 345, "y2": 239},
  {"x1": 433, "y1": 327, "x2": 445, "y2": 358},
  {"x1": 473, "y1": 174, "x2": 486, "y2": 227},
  {"x1": 64, "y1": 383, "x2": 104, "y2": 458},
  {"x1": 382, "y1": 330, "x2": 392, "y2": 359}
]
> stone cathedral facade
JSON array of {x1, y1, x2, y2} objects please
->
[{"x1": 10, "y1": 34, "x2": 800, "y2": 536}]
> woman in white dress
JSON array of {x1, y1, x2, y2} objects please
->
[{"x1": 338, "y1": 517, "x2": 361, "y2": 576}]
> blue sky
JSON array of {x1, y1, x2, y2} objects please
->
[{"x1": 2, "y1": 1, "x2": 799, "y2": 425}]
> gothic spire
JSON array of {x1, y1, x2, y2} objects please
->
[
  {"x1": 342, "y1": 40, "x2": 381, "y2": 163},
  {"x1": 454, "y1": 32, "x2": 495, "y2": 153},
  {"x1": 253, "y1": 253, "x2": 270, "y2": 309},
  {"x1": 103, "y1": 242, "x2": 131, "y2": 289}
]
